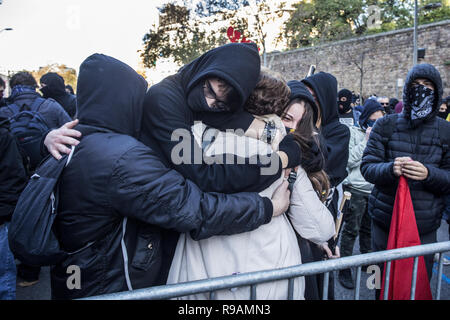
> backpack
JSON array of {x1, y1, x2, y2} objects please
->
[
  {"x1": 8, "y1": 147, "x2": 75, "y2": 266},
  {"x1": 6, "y1": 97, "x2": 50, "y2": 171}
]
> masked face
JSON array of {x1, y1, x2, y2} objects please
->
[
  {"x1": 408, "y1": 84, "x2": 434, "y2": 121},
  {"x1": 338, "y1": 96, "x2": 352, "y2": 114}
]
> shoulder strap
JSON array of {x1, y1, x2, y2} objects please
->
[
  {"x1": 7, "y1": 103, "x2": 21, "y2": 115},
  {"x1": 379, "y1": 114, "x2": 397, "y2": 146},
  {"x1": 28, "y1": 97, "x2": 46, "y2": 112}
]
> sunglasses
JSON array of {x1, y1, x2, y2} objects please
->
[{"x1": 380, "y1": 103, "x2": 389, "y2": 106}]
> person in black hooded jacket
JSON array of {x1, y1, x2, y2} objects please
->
[
  {"x1": 40, "y1": 72, "x2": 77, "y2": 119},
  {"x1": 140, "y1": 43, "x2": 301, "y2": 194},
  {"x1": 361, "y1": 63, "x2": 450, "y2": 292},
  {"x1": 301, "y1": 72, "x2": 350, "y2": 300},
  {"x1": 51, "y1": 53, "x2": 290, "y2": 300},
  {"x1": 302, "y1": 72, "x2": 350, "y2": 191}
]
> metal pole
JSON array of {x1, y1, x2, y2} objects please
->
[
  {"x1": 322, "y1": 272, "x2": 329, "y2": 300},
  {"x1": 410, "y1": 257, "x2": 419, "y2": 300},
  {"x1": 354, "y1": 267, "x2": 362, "y2": 300},
  {"x1": 383, "y1": 261, "x2": 391, "y2": 300},
  {"x1": 436, "y1": 253, "x2": 444, "y2": 300},
  {"x1": 413, "y1": 0, "x2": 418, "y2": 66}
]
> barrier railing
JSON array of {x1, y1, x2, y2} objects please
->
[{"x1": 82, "y1": 241, "x2": 450, "y2": 300}]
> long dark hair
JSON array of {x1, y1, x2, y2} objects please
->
[{"x1": 280, "y1": 98, "x2": 330, "y2": 202}]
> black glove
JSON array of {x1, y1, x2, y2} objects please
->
[
  {"x1": 301, "y1": 139, "x2": 325, "y2": 173},
  {"x1": 278, "y1": 134, "x2": 301, "y2": 169}
]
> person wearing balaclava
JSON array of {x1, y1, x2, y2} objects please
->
[
  {"x1": 339, "y1": 99, "x2": 385, "y2": 290},
  {"x1": 438, "y1": 96, "x2": 449, "y2": 120},
  {"x1": 361, "y1": 63, "x2": 450, "y2": 299},
  {"x1": 141, "y1": 42, "x2": 302, "y2": 194},
  {"x1": 337, "y1": 88, "x2": 356, "y2": 127},
  {"x1": 40, "y1": 72, "x2": 77, "y2": 119},
  {"x1": 301, "y1": 72, "x2": 350, "y2": 300}
]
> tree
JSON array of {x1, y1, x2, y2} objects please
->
[
  {"x1": 140, "y1": 1, "x2": 250, "y2": 69},
  {"x1": 281, "y1": 0, "x2": 448, "y2": 50},
  {"x1": 281, "y1": 0, "x2": 365, "y2": 49}
]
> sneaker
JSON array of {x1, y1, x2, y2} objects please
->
[
  {"x1": 17, "y1": 280, "x2": 39, "y2": 287},
  {"x1": 338, "y1": 269, "x2": 354, "y2": 289}
]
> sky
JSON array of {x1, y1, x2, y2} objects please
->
[{"x1": 0, "y1": 0, "x2": 167, "y2": 74}]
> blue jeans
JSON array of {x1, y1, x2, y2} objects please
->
[{"x1": 0, "y1": 223, "x2": 16, "y2": 300}]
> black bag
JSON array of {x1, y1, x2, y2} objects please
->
[{"x1": 8, "y1": 147, "x2": 74, "y2": 266}]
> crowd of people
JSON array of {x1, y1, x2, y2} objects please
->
[{"x1": 0, "y1": 42, "x2": 449, "y2": 300}]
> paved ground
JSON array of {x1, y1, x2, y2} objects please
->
[
  {"x1": 334, "y1": 220, "x2": 450, "y2": 300},
  {"x1": 16, "y1": 221, "x2": 450, "y2": 300}
]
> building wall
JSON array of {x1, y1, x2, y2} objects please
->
[{"x1": 267, "y1": 20, "x2": 450, "y2": 100}]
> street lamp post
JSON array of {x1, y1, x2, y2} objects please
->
[{"x1": 413, "y1": 2, "x2": 442, "y2": 66}]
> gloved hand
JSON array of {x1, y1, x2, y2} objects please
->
[
  {"x1": 301, "y1": 139, "x2": 325, "y2": 173},
  {"x1": 278, "y1": 134, "x2": 301, "y2": 169}
]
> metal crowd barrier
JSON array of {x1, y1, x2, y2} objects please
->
[{"x1": 83, "y1": 241, "x2": 450, "y2": 300}]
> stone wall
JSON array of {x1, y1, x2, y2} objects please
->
[{"x1": 267, "y1": 20, "x2": 450, "y2": 100}]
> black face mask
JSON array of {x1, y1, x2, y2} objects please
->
[
  {"x1": 187, "y1": 81, "x2": 232, "y2": 113},
  {"x1": 438, "y1": 110, "x2": 449, "y2": 119},
  {"x1": 338, "y1": 100, "x2": 352, "y2": 114},
  {"x1": 39, "y1": 85, "x2": 53, "y2": 99},
  {"x1": 285, "y1": 126, "x2": 295, "y2": 134}
]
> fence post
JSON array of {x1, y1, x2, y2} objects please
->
[{"x1": 410, "y1": 256, "x2": 419, "y2": 300}]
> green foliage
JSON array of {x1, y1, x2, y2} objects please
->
[
  {"x1": 282, "y1": 0, "x2": 448, "y2": 50},
  {"x1": 141, "y1": 1, "x2": 249, "y2": 69}
]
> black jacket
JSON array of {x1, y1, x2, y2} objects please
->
[
  {"x1": 40, "y1": 72, "x2": 77, "y2": 118},
  {"x1": 141, "y1": 43, "x2": 284, "y2": 193},
  {"x1": 51, "y1": 54, "x2": 273, "y2": 299},
  {"x1": 0, "y1": 117, "x2": 28, "y2": 225},
  {"x1": 302, "y1": 72, "x2": 350, "y2": 187},
  {"x1": 361, "y1": 63, "x2": 450, "y2": 234}
]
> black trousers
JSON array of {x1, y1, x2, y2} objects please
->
[
  {"x1": 371, "y1": 220, "x2": 436, "y2": 300},
  {"x1": 299, "y1": 190, "x2": 339, "y2": 300},
  {"x1": 17, "y1": 263, "x2": 41, "y2": 282}
]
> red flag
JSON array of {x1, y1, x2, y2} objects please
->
[{"x1": 379, "y1": 176, "x2": 432, "y2": 300}]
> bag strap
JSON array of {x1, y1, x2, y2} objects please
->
[
  {"x1": 7, "y1": 103, "x2": 21, "y2": 115},
  {"x1": 65, "y1": 145, "x2": 75, "y2": 167},
  {"x1": 379, "y1": 114, "x2": 397, "y2": 147},
  {"x1": 28, "y1": 97, "x2": 46, "y2": 112}
]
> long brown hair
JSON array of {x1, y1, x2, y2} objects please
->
[{"x1": 281, "y1": 99, "x2": 330, "y2": 202}]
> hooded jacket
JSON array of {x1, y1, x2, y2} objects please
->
[
  {"x1": 141, "y1": 43, "x2": 284, "y2": 193},
  {"x1": 51, "y1": 54, "x2": 273, "y2": 299},
  {"x1": 361, "y1": 63, "x2": 450, "y2": 234},
  {"x1": 344, "y1": 100, "x2": 384, "y2": 194},
  {"x1": 0, "y1": 116, "x2": 28, "y2": 225},
  {"x1": 302, "y1": 72, "x2": 350, "y2": 187},
  {"x1": 40, "y1": 72, "x2": 77, "y2": 119}
]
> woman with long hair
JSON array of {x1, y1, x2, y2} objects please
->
[{"x1": 167, "y1": 70, "x2": 335, "y2": 300}]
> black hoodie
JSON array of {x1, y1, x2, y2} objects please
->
[
  {"x1": 40, "y1": 72, "x2": 77, "y2": 118},
  {"x1": 142, "y1": 43, "x2": 284, "y2": 193},
  {"x1": 302, "y1": 72, "x2": 350, "y2": 187}
]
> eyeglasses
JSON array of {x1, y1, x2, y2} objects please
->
[
  {"x1": 203, "y1": 80, "x2": 229, "y2": 111},
  {"x1": 380, "y1": 103, "x2": 389, "y2": 106}
]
